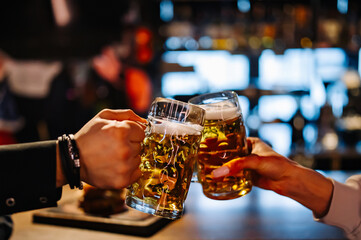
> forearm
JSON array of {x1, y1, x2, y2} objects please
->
[
  {"x1": 281, "y1": 165, "x2": 333, "y2": 217},
  {"x1": 0, "y1": 141, "x2": 62, "y2": 215}
]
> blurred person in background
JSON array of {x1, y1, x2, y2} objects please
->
[
  {"x1": 0, "y1": 1, "x2": 153, "y2": 143},
  {"x1": 0, "y1": 1, "x2": 153, "y2": 239},
  {"x1": 90, "y1": 44, "x2": 153, "y2": 118}
]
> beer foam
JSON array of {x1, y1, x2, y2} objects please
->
[
  {"x1": 149, "y1": 119, "x2": 203, "y2": 135},
  {"x1": 203, "y1": 105, "x2": 240, "y2": 120}
]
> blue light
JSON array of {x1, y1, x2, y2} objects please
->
[
  {"x1": 161, "y1": 72, "x2": 207, "y2": 97},
  {"x1": 300, "y1": 95, "x2": 320, "y2": 121},
  {"x1": 337, "y1": 0, "x2": 348, "y2": 14},
  {"x1": 199, "y1": 36, "x2": 213, "y2": 49},
  {"x1": 258, "y1": 95, "x2": 298, "y2": 122},
  {"x1": 246, "y1": 114, "x2": 261, "y2": 130},
  {"x1": 237, "y1": 0, "x2": 251, "y2": 13},
  {"x1": 327, "y1": 82, "x2": 348, "y2": 118},
  {"x1": 160, "y1": 0, "x2": 173, "y2": 22},
  {"x1": 258, "y1": 123, "x2": 292, "y2": 156},
  {"x1": 258, "y1": 49, "x2": 313, "y2": 91},
  {"x1": 161, "y1": 51, "x2": 250, "y2": 97},
  {"x1": 237, "y1": 95, "x2": 250, "y2": 120},
  {"x1": 165, "y1": 37, "x2": 182, "y2": 50},
  {"x1": 314, "y1": 48, "x2": 347, "y2": 82},
  {"x1": 310, "y1": 74, "x2": 327, "y2": 107},
  {"x1": 303, "y1": 124, "x2": 318, "y2": 147},
  {"x1": 184, "y1": 38, "x2": 199, "y2": 50},
  {"x1": 356, "y1": 141, "x2": 361, "y2": 154}
]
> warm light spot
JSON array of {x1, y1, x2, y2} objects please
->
[
  {"x1": 262, "y1": 36, "x2": 274, "y2": 48},
  {"x1": 137, "y1": 47, "x2": 153, "y2": 64},
  {"x1": 300, "y1": 37, "x2": 313, "y2": 48},
  {"x1": 249, "y1": 37, "x2": 262, "y2": 50},
  {"x1": 322, "y1": 132, "x2": 338, "y2": 150},
  {"x1": 136, "y1": 27, "x2": 152, "y2": 46}
]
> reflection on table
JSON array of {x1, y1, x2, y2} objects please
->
[{"x1": 11, "y1": 171, "x2": 355, "y2": 240}]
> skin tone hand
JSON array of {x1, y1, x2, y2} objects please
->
[
  {"x1": 56, "y1": 109, "x2": 147, "y2": 189},
  {"x1": 212, "y1": 137, "x2": 334, "y2": 218}
]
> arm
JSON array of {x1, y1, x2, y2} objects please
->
[
  {"x1": 0, "y1": 140, "x2": 61, "y2": 215},
  {"x1": 1, "y1": 109, "x2": 147, "y2": 215},
  {"x1": 213, "y1": 137, "x2": 361, "y2": 238},
  {"x1": 212, "y1": 137, "x2": 333, "y2": 217}
]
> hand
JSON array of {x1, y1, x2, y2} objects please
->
[
  {"x1": 213, "y1": 137, "x2": 299, "y2": 194},
  {"x1": 73, "y1": 109, "x2": 147, "y2": 189},
  {"x1": 212, "y1": 137, "x2": 334, "y2": 217}
]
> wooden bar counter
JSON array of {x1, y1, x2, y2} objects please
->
[{"x1": 10, "y1": 171, "x2": 353, "y2": 240}]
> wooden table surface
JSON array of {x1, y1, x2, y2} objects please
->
[{"x1": 10, "y1": 171, "x2": 354, "y2": 240}]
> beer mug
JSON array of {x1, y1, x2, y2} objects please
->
[
  {"x1": 126, "y1": 97, "x2": 205, "y2": 220},
  {"x1": 188, "y1": 91, "x2": 252, "y2": 200}
]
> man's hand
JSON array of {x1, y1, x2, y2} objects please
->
[{"x1": 72, "y1": 109, "x2": 147, "y2": 189}]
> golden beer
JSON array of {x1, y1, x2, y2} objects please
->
[
  {"x1": 189, "y1": 91, "x2": 252, "y2": 200},
  {"x1": 126, "y1": 98, "x2": 205, "y2": 220}
]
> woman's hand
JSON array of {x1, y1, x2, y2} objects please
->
[{"x1": 212, "y1": 137, "x2": 334, "y2": 217}]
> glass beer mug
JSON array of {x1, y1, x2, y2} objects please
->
[
  {"x1": 189, "y1": 91, "x2": 252, "y2": 200},
  {"x1": 126, "y1": 97, "x2": 205, "y2": 220}
]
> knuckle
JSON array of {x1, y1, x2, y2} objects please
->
[
  {"x1": 117, "y1": 124, "x2": 130, "y2": 138},
  {"x1": 118, "y1": 162, "x2": 132, "y2": 173},
  {"x1": 138, "y1": 130, "x2": 146, "y2": 139},
  {"x1": 98, "y1": 108, "x2": 111, "y2": 117},
  {"x1": 120, "y1": 147, "x2": 131, "y2": 160},
  {"x1": 124, "y1": 109, "x2": 135, "y2": 115}
]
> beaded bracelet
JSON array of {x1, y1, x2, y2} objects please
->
[{"x1": 58, "y1": 134, "x2": 83, "y2": 190}]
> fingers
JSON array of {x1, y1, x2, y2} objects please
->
[
  {"x1": 99, "y1": 109, "x2": 148, "y2": 124},
  {"x1": 212, "y1": 155, "x2": 261, "y2": 178},
  {"x1": 126, "y1": 154, "x2": 142, "y2": 172},
  {"x1": 211, "y1": 137, "x2": 262, "y2": 179},
  {"x1": 121, "y1": 121, "x2": 146, "y2": 142},
  {"x1": 101, "y1": 118, "x2": 146, "y2": 143},
  {"x1": 100, "y1": 156, "x2": 142, "y2": 189},
  {"x1": 115, "y1": 160, "x2": 142, "y2": 189},
  {"x1": 128, "y1": 142, "x2": 142, "y2": 157}
]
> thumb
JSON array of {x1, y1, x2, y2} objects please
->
[{"x1": 99, "y1": 109, "x2": 148, "y2": 124}]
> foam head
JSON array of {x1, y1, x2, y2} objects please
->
[
  {"x1": 149, "y1": 118, "x2": 203, "y2": 136},
  {"x1": 202, "y1": 101, "x2": 241, "y2": 120}
]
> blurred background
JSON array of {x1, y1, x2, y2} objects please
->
[{"x1": 0, "y1": 0, "x2": 361, "y2": 170}]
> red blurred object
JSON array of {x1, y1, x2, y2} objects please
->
[
  {"x1": 0, "y1": 130, "x2": 16, "y2": 145},
  {"x1": 136, "y1": 46, "x2": 153, "y2": 64},
  {"x1": 125, "y1": 67, "x2": 152, "y2": 114},
  {"x1": 135, "y1": 27, "x2": 153, "y2": 64},
  {"x1": 135, "y1": 27, "x2": 152, "y2": 46}
]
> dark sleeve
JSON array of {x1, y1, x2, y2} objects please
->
[{"x1": 0, "y1": 140, "x2": 62, "y2": 215}]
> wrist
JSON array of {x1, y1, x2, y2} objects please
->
[
  {"x1": 74, "y1": 133, "x2": 87, "y2": 184},
  {"x1": 58, "y1": 134, "x2": 83, "y2": 190},
  {"x1": 284, "y1": 165, "x2": 333, "y2": 217}
]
